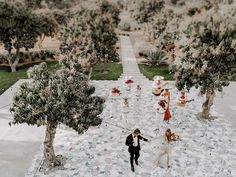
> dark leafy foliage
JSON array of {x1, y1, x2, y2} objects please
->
[
  {"x1": 172, "y1": 15, "x2": 236, "y2": 94},
  {"x1": 134, "y1": 0, "x2": 165, "y2": 23},
  {"x1": 60, "y1": 7, "x2": 119, "y2": 64},
  {"x1": 45, "y1": 0, "x2": 75, "y2": 9},
  {"x1": 0, "y1": 50, "x2": 58, "y2": 64},
  {"x1": 100, "y1": 0, "x2": 121, "y2": 26},
  {"x1": 10, "y1": 56, "x2": 105, "y2": 133},
  {"x1": 0, "y1": 2, "x2": 58, "y2": 71},
  {"x1": 25, "y1": 0, "x2": 42, "y2": 9}
]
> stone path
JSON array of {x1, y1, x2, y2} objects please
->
[
  {"x1": 26, "y1": 80, "x2": 236, "y2": 177},
  {"x1": 119, "y1": 36, "x2": 147, "y2": 81}
]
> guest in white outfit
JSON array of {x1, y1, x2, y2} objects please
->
[
  {"x1": 152, "y1": 76, "x2": 164, "y2": 96},
  {"x1": 133, "y1": 84, "x2": 142, "y2": 117},
  {"x1": 135, "y1": 84, "x2": 142, "y2": 97},
  {"x1": 177, "y1": 90, "x2": 194, "y2": 125},
  {"x1": 122, "y1": 97, "x2": 129, "y2": 128},
  {"x1": 124, "y1": 76, "x2": 134, "y2": 91},
  {"x1": 110, "y1": 88, "x2": 121, "y2": 118}
]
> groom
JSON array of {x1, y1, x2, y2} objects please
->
[{"x1": 125, "y1": 129, "x2": 149, "y2": 172}]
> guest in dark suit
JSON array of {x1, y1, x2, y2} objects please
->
[{"x1": 125, "y1": 129, "x2": 149, "y2": 172}]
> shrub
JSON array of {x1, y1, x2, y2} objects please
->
[
  {"x1": 187, "y1": 7, "x2": 201, "y2": 16},
  {"x1": 145, "y1": 49, "x2": 167, "y2": 66},
  {"x1": 45, "y1": 0, "x2": 75, "y2": 9},
  {"x1": 25, "y1": 0, "x2": 42, "y2": 9},
  {"x1": 0, "y1": 50, "x2": 57, "y2": 66},
  {"x1": 179, "y1": 1, "x2": 185, "y2": 6},
  {"x1": 134, "y1": 0, "x2": 165, "y2": 23},
  {"x1": 52, "y1": 10, "x2": 71, "y2": 26},
  {"x1": 139, "y1": 50, "x2": 150, "y2": 57},
  {"x1": 171, "y1": 0, "x2": 179, "y2": 5}
]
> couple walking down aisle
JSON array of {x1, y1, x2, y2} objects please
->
[{"x1": 125, "y1": 129, "x2": 180, "y2": 172}]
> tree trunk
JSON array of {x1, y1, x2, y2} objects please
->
[
  {"x1": 88, "y1": 67, "x2": 93, "y2": 81},
  {"x1": 9, "y1": 48, "x2": 21, "y2": 73},
  {"x1": 43, "y1": 123, "x2": 57, "y2": 167},
  {"x1": 10, "y1": 64, "x2": 16, "y2": 72},
  {"x1": 201, "y1": 88, "x2": 215, "y2": 119},
  {"x1": 38, "y1": 34, "x2": 45, "y2": 49},
  {"x1": 7, "y1": 54, "x2": 17, "y2": 72}
]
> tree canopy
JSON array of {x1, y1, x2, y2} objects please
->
[
  {"x1": 131, "y1": 0, "x2": 165, "y2": 24},
  {"x1": 60, "y1": 5, "x2": 119, "y2": 66},
  {"x1": 0, "y1": 2, "x2": 58, "y2": 72},
  {"x1": 25, "y1": 0, "x2": 75, "y2": 9}
]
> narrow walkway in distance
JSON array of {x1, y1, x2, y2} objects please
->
[{"x1": 119, "y1": 36, "x2": 147, "y2": 81}]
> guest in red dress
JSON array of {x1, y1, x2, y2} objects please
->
[{"x1": 163, "y1": 88, "x2": 171, "y2": 122}]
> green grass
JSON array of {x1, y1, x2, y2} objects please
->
[
  {"x1": 91, "y1": 62, "x2": 122, "y2": 80},
  {"x1": 0, "y1": 61, "x2": 122, "y2": 95},
  {"x1": 139, "y1": 64, "x2": 174, "y2": 80},
  {"x1": 0, "y1": 61, "x2": 60, "y2": 95}
]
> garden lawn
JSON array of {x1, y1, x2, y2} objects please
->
[
  {"x1": 139, "y1": 64, "x2": 174, "y2": 80},
  {"x1": 0, "y1": 61, "x2": 60, "y2": 95},
  {"x1": 91, "y1": 62, "x2": 122, "y2": 80},
  {"x1": 0, "y1": 62, "x2": 122, "y2": 95}
]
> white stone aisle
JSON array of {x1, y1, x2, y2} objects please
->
[
  {"x1": 26, "y1": 36, "x2": 236, "y2": 177},
  {"x1": 119, "y1": 36, "x2": 147, "y2": 81},
  {"x1": 26, "y1": 81, "x2": 236, "y2": 177}
]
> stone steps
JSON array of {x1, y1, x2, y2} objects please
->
[{"x1": 119, "y1": 36, "x2": 150, "y2": 82}]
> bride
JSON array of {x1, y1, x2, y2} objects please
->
[{"x1": 155, "y1": 129, "x2": 180, "y2": 168}]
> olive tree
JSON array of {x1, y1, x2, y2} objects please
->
[
  {"x1": 131, "y1": 0, "x2": 165, "y2": 24},
  {"x1": 60, "y1": 7, "x2": 119, "y2": 77},
  {"x1": 171, "y1": 14, "x2": 236, "y2": 119},
  {"x1": 0, "y1": 2, "x2": 57, "y2": 72},
  {"x1": 10, "y1": 56, "x2": 105, "y2": 168},
  {"x1": 99, "y1": 0, "x2": 121, "y2": 26}
]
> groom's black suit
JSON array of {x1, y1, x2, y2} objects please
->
[{"x1": 125, "y1": 134, "x2": 148, "y2": 168}]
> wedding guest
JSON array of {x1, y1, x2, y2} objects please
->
[
  {"x1": 162, "y1": 86, "x2": 171, "y2": 123},
  {"x1": 177, "y1": 90, "x2": 194, "y2": 124},
  {"x1": 152, "y1": 76, "x2": 164, "y2": 96},
  {"x1": 122, "y1": 97, "x2": 129, "y2": 128},
  {"x1": 135, "y1": 84, "x2": 142, "y2": 97},
  {"x1": 155, "y1": 94, "x2": 168, "y2": 132}
]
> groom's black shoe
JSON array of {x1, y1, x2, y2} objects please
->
[
  {"x1": 135, "y1": 160, "x2": 139, "y2": 166},
  {"x1": 131, "y1": 166, "x2": 135, "y2": 172}
]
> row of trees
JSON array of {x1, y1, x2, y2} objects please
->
[
  {"x1": 0, "y1": 2, "x2": 60, "y2": 72},
  {"x1": 128, "y1": 0, "x2": 236, "y2": 119},
  {"x1": 25, "y1": 0, "x2": 75, "y2": 9},
  {"x1": 130, "y1": 0, "x2": 165, "y2": 24}
]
